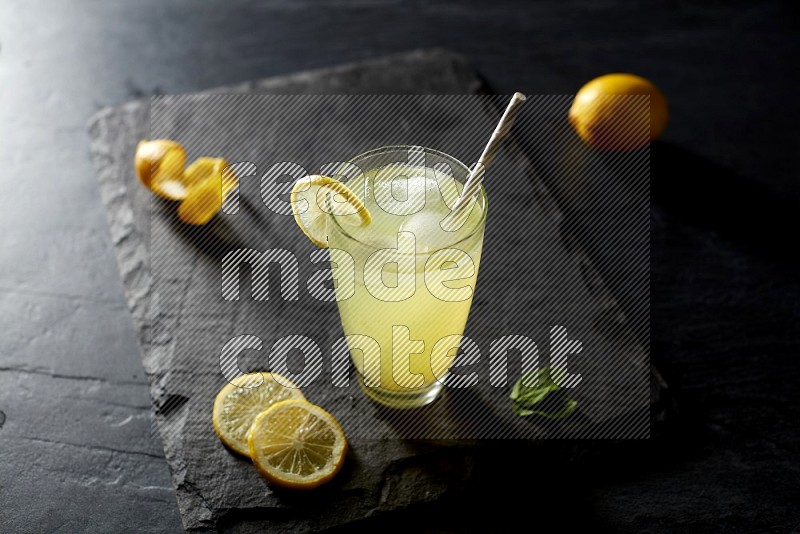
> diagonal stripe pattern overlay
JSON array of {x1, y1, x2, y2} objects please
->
[{"x1": 148, "y1": 94, "x2": 650, "y2": 441}]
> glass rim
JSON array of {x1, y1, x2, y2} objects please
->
[{"x1": 327, "y1": 145, "x2": 488, "y2": 254}]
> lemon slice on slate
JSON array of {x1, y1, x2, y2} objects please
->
[
  {"x1": 247, "y1": 399, "x2": 347, "y2": 489},
  {"x1": 212, "y1": 372, "x2": 305, "y2": 457}
]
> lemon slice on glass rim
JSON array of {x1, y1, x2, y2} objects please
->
[
  {"x1": 212, "y1": 372, "x2": 305, "y2": 457},
  {"x1": 247, "y1": 399, "x2": 348, "y2": 489},
  {"x1": 290, "y1": 175, "x2": 371, "y2": 248}
]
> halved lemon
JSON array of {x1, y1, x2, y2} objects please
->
[
  {"x1": 134, "y1": 139, "x2": 188, "y2": 200},
  {"x1": 212, "y1": 372, "x2": 305, "y2": 457},
  {"x1": 290, "y1": 175, "x2": 371, "y2": 248},
  {"x1": 247, "y1": 399, "x2": 347, "y2": 489},
  {"x1": 178, "y1": 157, "x2": 238, "y2": 225}
]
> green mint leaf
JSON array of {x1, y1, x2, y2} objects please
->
[
  {"x1": 510, "y1": 367, "x2": 578, "y2": 419},
  {"x1": 512, "y1": 398, "x2": 578, "y2": 419},
  {"x1": 511, "y1": 368, "x2": 560, "y2": 406},
  {"x1": 514, "y1": 388, "x2": 551, "y2": 407}
]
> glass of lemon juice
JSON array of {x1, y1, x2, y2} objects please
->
[{"x1": 326, "y1": 146, "x2": 487, "y2": 409}]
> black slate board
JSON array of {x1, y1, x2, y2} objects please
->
[{"x1": 88, "y1": 50, "x2": 663, "y2": 532}]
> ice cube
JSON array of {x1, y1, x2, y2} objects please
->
[
  {"x1": 372, "y1": 168, "x2": 430, "y2": 216},
  {"x1": 398, "y1": 209, "x2": 455, "y2": 253},
  {"x1": 403, "y1": 174, "x2": 432, "y2": 207}
]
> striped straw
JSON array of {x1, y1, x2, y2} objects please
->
[{"x1": 451, "y1": 92, "x2": 527, "y2": 214}]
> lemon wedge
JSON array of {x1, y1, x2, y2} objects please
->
[
  {"x1": 134, "y1": 139, "x2": 189, "y2": 200},
  {"x1": 290, "y1": 175, "x2": 371, "y2": 248},
  {"x1": 247, "y1": 399, "x2": 347, "y2": 489},
  {"x1": 178, "y1": 157, "x2": 238, "y2": 225}
]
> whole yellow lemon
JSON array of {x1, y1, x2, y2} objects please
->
[{"x1": 569, "y1": 73, "x2": 669, "y2": 151}]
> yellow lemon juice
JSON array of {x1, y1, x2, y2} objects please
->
[{"x1": 327, "y1": 147, "x2": 487, "y2": 408}]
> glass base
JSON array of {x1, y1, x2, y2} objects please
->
[{"x1": 357, "y1": 374, "x2": 444, "y2": 409}]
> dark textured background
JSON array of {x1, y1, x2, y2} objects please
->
[{"x1": 1, "y1": 1, "x2": 799, "y2": 532}]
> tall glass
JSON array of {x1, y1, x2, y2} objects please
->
[{"x1": 327, "y1": 146, "x2": 488, "y2": 409}]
